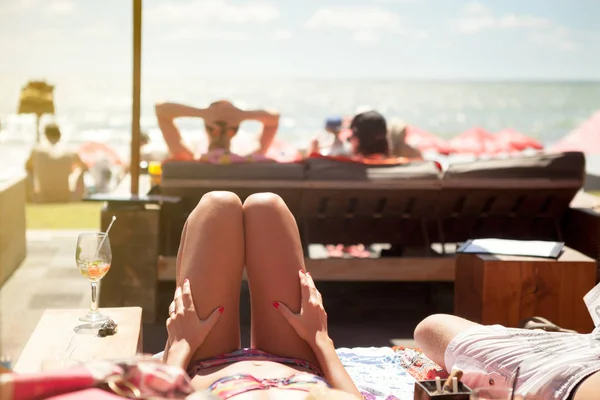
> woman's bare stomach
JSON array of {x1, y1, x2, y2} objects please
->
[{"x1": 190, "y1": 360, "x2": 323, "y2": 399}]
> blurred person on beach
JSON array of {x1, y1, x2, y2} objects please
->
[
  {"x1": 155, "y1": 100, "x2": 280, "y2": 162},
  {"x1": 140, "y1": 131, "x2": 168, "y2": 163},
  {"x1": 387, "y1": 119, "x2": 423, "y2": 159},
  {"x1": 348, "y1": 110, "x2": 390, "y2": 160},
  {"x1": 25, "y1": 123, "x2": 88, "y2": 202},
  {"x1": 326, "y1": 111, "x2": 392, "y2": 259},
  {"x1": 309, "y1": 116, "x2": 352, "y2": 157}
]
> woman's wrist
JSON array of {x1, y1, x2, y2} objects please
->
[
  {"x1": 165, "y1": 340, "x2": 193, "y2": 368},
  {"x1": 310, "y1": 332, "x2": 334, "y2": 352}
]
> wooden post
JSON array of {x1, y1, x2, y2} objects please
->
[
  {"x1": 130, "y1": 0, "x2": 142, "y2": 196},
  {"x1": 35, "y1": 114, "x2": 41, "y2": 143}
]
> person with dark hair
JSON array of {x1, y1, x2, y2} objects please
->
[
  {"x1": 25, "y1": 123, "x2": 88, "y2": 202},
  {"x1": 348, "y1": 111, "x2": 390, "y2": 159}
]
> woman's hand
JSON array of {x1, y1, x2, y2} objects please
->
[
  {"x1": 274, "y1": 270, "x2": 329, "y2": 347},
  {"x1": 166, "y1": 279, "x2": 223, "y2": 355}
]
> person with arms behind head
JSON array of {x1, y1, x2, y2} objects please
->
[
  {"x1": 155, "y1": 100, "x2": 280, "y2": 161},
  {"x1": 25, "y1": 123, "x2": 88, "y2": 203}
]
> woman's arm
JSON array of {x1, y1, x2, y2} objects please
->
[
  {"x1": 164, "y1": 341, "x2": 193, "y2": 370},
  {"x1": 275, "y1": 271, "x2": 361, "y2": 398},
  {"x1": 243, "y1": 109, "x2": 280, "y2": 155},
  {"x1": 310, "y1": 333, "x2": 363, "y2": 398},
  {"x1": 155, "y1": 102, "x2": 207, "y2": 160}
]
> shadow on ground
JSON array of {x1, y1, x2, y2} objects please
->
[{"x1": 145, "y1": 281, "x2": 454, "y2": 354}]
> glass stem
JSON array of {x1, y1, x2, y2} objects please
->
[{"x1": 90, "y1": 282, "x2": 98, "y2": 313}]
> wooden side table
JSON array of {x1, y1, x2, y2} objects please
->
[
  {"x1": 455, "y1": 247, "x2": 597, "y2": 333},
  {"x1": 14, "y1": 307, "x2": 142, "y2": 373}
]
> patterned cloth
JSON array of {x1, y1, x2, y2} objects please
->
[
  {"x1": 337, "y1": 347, "x2": 447, "y2": 400},
  {"x1": 187, "y1": 348, "x2": 324, "y2": 378},
  {"x1": 0, "y1": 357, "x2": 193, "y2": 400}
]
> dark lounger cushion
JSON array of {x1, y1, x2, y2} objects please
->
[
  {"x1": 304, "y1": 157, "x2": 441, "y2": 181},
  {"x1": 443, "y1": 152, "x2": 585, "y2": 181},
  {"x1": 162, "y1": 161, "x2": 305, "y2": 180}
]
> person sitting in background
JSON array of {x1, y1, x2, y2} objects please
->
[
  {"x1": 323, "y1": 111, "x2": 392, "y2": 259},
  {"x1": 387, "y1": 119, "x2": 423, "y2": 159},
  {"x1": 155, "y1": 100, "x2": 280, "y2": 161},
  {"x1": 140, "y1": 131, "x2": 168, "y2": 163},
  {"x1": 348, "y1": 111, "x2": 390, "y2": 160},
  {"x1": 25, "y1": 123, "x2": 88, "y2": 202},
  {"x1": 309, "y1": 116, "x2": 352, "y2": 157}
]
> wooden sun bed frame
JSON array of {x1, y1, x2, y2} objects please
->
[
  {"x1": 156, "y1": 177, "x2": 588, "y2": 282},
  {"x1": 92, "y1": 152, "x2": 600, "y2": 322}
]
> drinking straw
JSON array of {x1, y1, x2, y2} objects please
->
[{"x1": 95, "y1": 216, "x2": 116, "y2": 258}]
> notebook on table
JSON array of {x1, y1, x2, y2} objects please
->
[{"x1": 457, "y1": 238, "x2": 564, "y2": 259}]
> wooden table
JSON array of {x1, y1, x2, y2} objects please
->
[
  {"x1": 14, "y1": 307, "x2": 143, "y2": 373},
  {"x1": 454, "y1": 247, "x2": 597, "y2": 333},
  {"x1": 0, "y1": 174, "x2": 26, "y2": 288}
]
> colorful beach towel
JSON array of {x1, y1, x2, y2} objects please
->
[{"x1": 337, "y1": 346, "x2": 448, "y2": 400}]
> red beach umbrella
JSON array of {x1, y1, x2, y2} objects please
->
[
  {"x1": 405, "y1": 125, "x2": 451, "y2": 155},
  {"x1": 448, "y1": 127, "x2": 500, "y2": 155},
  {"x1": 495, "y1": 129, "x2": 544, "y2": 152},
  {"x1": 551, "y1": 111, "x2": 600, "y2": 154}
]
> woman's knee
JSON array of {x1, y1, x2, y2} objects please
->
[
  {"x1": 243, "y1": 192, "x2": 286, "y2": 216},
  {"x1": 414, "y1": 314, "x2": 449, "y2": 343},
  {"x1": 190, "y1": 191, "x2": 242, "y2": 218}
]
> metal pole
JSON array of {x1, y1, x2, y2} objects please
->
[{"x1": 130, "y1": 0, "x2": 142, "y2": 196}]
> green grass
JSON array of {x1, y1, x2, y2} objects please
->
[{"x1": 26, "y1": 202, "x2": 103, "y2": 230}]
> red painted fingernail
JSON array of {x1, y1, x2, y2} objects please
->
[
  {"x1": 218, "y1": 307, "x2": 224, "y2": 314},
  {"x1": 273, "y1": 302, "x2": 279, "y2": 309}
]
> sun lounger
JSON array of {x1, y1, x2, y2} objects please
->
[
  {"x1": 299, "y1": 158, "x2": 442, "y2": 251},
  {"x1": 91, "y1": 152, "x2": 597, "y2": 321},
  {"x1": 438, "y1": 152, "x2": 585, "y2": 244}
]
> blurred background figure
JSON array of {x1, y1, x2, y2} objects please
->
[
  {"x1": 155, "y1": 100, "x2": 280, "y2": 160},
  {"x1": 25, "y1": 123, "x2": 87, "y2": 203},
  {"x1": 348, "y1": 111, "x2": 390, "y2": 161},
  {"x1": 387, "y1": 119, "x2": 423, "y2": 159},
  {"x1": 140, "y1": 131, "x2": 168, "y2": 163},
  {"x1": 310, "y1": 116, "x2": 352, "y2": 157}
]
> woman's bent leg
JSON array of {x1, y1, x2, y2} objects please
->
[
  {"x1": 176, "y1": 191, "x2": 245, "y2": 361},
  {"x1": 243, "y1": 193, "x2": 319, "y2": 366},
  {"x1": 413, "y1": 314, "x2": 480, "y2": 370}
]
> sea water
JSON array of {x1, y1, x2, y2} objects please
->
[{"x1": 1, "y1": 78, "x2": 598, "y2": 177}]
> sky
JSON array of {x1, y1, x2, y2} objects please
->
[{"x1": 0, "y1": 0, "x2": 599, "y2": 81}]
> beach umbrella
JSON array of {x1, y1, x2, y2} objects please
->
[
  {"x1": 404, "y1": 125, "x2": 451, "y2": 155},
  {"x1": 447, "y1": 127, "x2": 502, "y2": 155},
  {"x1": 495, "y1": 129, "x2": 544, "y2": 152},
  {"x1": 130, "y1": 0, "x2": 142, "y2": 195},
  {"x1": 17, "y1": 80, "x2": 56, "y2": 143},
  {"x1": 551, "y1": 111, "x2": 600, "y2": 154}
]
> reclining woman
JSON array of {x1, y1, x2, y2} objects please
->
[
  {"x1": 162, "y1": 191, "x2": 362, "y2": 399},
  {"x1": 414, "y1": 314, "x2": 600, "y2": 400},
  {"x1": 155, "y1": 100, "x2": 280, "y2": 162}
]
